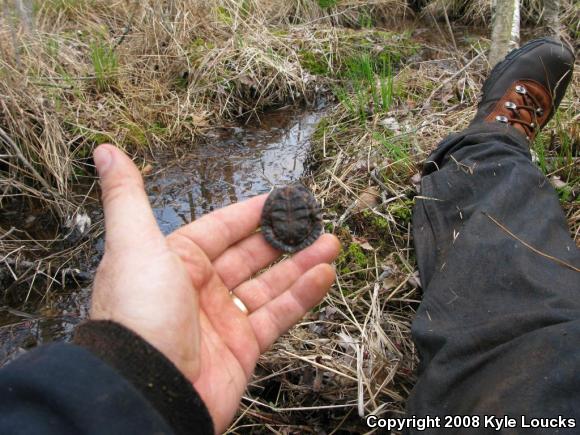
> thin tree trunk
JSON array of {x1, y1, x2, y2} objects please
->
[
  {"x1": 488, "y1": 0, "x2": 520, "y2": 68},
  {"x1": 543, "y1": 0, "x2": 561, "y2": 38}
]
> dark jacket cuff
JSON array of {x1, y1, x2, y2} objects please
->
[{"x1": 73, "y1": 320, "x2": 214, "y2": 435}]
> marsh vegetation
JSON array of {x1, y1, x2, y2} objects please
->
[{"x1": 0, "y1": 0, "x2": 578, "y2": 432}]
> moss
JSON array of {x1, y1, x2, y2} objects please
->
[
  {"x1": 190, "y1": 37, "x2": 206, "y2": 48},
  {"x1": 271, "y1": 29, "x2": 289, "y2": 38},
  {"x1": 149, "y1": 121, "x2": 169, "y2": 137},
  {"x1": 88, "y1": 132, "x2": 114, "y2": 145},
  {"x1": 313, "y1": 117, "x2": 330, "y2": 140},
  {"x1": 336, "y1": 242, "x2": 370, "y2": 274},
  {"x1": 299, "y1": 50, "x2": 329, "y2": 76},
  {"x1": 349, "y1": 243, "x2": 368, "y2": 267},
  {"x1": 123, "y1": 122, "x2": 148, "y2": 147},
  {"x1": 362, "y1": 210, "x2": 390, "y2": 231},
  {"x1": 317, "y1": 0, "x2": 338, "y2": 8},
  {"x1": 189, "y1": 37, "x2": 215, "y2": 57},
  {"x1": 387, "y1": 199, "x2": 414, "y2": 223}
]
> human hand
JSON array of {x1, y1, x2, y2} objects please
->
[{"x1": 90, "y1": 144, "x2": 341, "y2": 432}]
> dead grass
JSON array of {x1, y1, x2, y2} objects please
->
[
  {"x1": 0, "y1": 1, "x2": 578, "y2": 433},
  {"x1": 0, "y1": 0, "x2": 407, "y2": 280}
]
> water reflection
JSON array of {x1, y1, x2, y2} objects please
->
[{"x1": 148, "y1": 109, "x2": 322, "y2": 234}]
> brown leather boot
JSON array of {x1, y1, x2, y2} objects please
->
[{"x1": 470, "y1": 37, "x2": 575, "y2": 141}]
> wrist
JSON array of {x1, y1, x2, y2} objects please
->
[{"x1": 73, "y1": 320, "x2": 214, "y2": 435}]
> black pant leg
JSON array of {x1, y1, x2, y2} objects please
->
[{"x1": 408, "y1": 124, "x2": 580, "y2": 434}]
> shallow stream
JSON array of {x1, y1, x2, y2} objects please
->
[
  {"x1": 149, "y1": 107, "x2": 322, "y2": 234},
  {"x1": 0, "y1": 106, "x2": 324, "y2": 364}
]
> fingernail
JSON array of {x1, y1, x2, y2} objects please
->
[{"x1": 94, "y1": 146, "x2": 112, "y2": 176}]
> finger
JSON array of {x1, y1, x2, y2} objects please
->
[
  {"x1": 94, "y1": 144, "x2": 162, "y2": 250},
  {"x1": 231, "y1": 234, "x2": 340, "y2": 311},
  {"x1": 212, "y1": 232, "x2": 280, "y2": 289},
  {"x1": 249, "y1": 263, "x2": 335, "y2": 352},
  {"x1": 168, "y1": 194, "x2": 267, "y2": 260}
]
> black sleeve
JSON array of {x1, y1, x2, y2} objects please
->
[{"x1": 0, "y1": 320, "x2": 214, "y2": 435}]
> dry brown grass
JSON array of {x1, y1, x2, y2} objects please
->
[
  {"x1": 0, "y1": 0, "x2": 407, "y2": 275},
  {"x1": 0, "y1": 1, "x2": 578, "y2": 433}
]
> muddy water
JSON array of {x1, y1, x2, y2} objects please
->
[{"x1": 0, "y1": 107, "x2": 324, "y2": 365}]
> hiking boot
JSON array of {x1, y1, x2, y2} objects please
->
[{"x1": 470, "y1": 37, "x2": 575, "y2": 141}]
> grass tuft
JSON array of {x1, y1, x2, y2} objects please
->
[{"x1": 90, "y1": 40, "x2": 118, "y2": 92}]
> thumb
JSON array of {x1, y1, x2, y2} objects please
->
[{"x1": 94, "y1": 144, "x2": 162, "y2": 251}]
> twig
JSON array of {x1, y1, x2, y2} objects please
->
[
  {"x1": 241, "y1": 395, "x2": 355, "y2": 413},
  {"x1": 484, "y1": 212, "x2": 580, "y2": 273},
  {"x1": 15, "y1": 0, "x2": 32, "y2": 33},
  {"x1": 0, "y1": 306, "x2": 37, "y2": 319},
  {"x1": 0, "y1": 227, "x2": 16, "y2": 240},
  {"x1": 442, "y1": 3, "x2": 458, "y2": 52}
]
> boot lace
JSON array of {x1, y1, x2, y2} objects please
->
[{"x1": 495, "y1": 85, "x2": 544, "y2": 139}]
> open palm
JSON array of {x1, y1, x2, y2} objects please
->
[{"x1": 90, "y1": 144, "x2": 340, "y2": 433}]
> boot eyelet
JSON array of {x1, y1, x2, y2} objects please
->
[
  {"x1": 504, "y1": 101, "x2": 517, "y2": 110},
  {"x1": 530, "y1": 122, "x2": 535, "y2": 128},
  {"x1": 495, "y1": 115, "x2": 509, "y2": 123},
  {"x1": 536, "y1": 108, "x2": 544, "y2": 115},
  {"x1": 515, "y1": 85, "x2": 527, "y2": 94}
]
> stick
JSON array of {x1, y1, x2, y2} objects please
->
[{"x1": 484, "y1": 212, "x2": 580, "y2": 273}]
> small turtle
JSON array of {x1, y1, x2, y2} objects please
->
[{"x1": 261, "y1": 184, "x2": 323, "y2": 253}]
